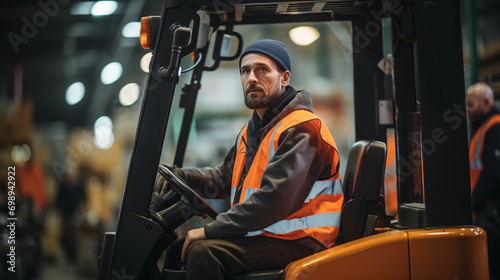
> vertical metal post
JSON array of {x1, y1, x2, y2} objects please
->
[
  {"x1": 465, "y1": 0, "x2": 479, "y2": 85},
  {"x1": 173, "y1": 46, "x2": 209, "y2": 167},
  {"x1": 351, "y1": 16, "x2": 386, "y2": 143},
  {"x1": 105, "y1": 6, "x2": 199, "y2": 280},
  {"x1": 413, "y1": 0, "x2": 473, "y2": 227},
  {"x1": 391, "y1": 7, "x2": 420, "y2": 207}
]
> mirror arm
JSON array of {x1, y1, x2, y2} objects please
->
[{"x1": 159, "y1": 24, "x2": 191, "y2": 80}]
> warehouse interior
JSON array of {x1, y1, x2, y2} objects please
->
[{"x1": 1, "y1": 0, "x2": 499, "y2": 279}]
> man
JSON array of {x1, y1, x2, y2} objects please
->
[
  {"x1": 466, "y1": 82, "x2": 500, "y2": 279},
  {"x1": 155, "y1": 39, "x2": 343, "y2": 279}
]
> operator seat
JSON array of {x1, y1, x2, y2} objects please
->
[
  {"x1": 336, "y1": 140, "x2": 387, "y2": 244},
  {"x1": 163, "y1": 140, "x2": 387, "y2": 280}
]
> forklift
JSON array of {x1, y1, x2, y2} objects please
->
[{"x1": 97, "y1": 0, "x2": 490, "y2": 279}]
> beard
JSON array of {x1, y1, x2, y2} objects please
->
[
  {"x1": 244, "y1": 84, "x2": 281, "y2": 110},
  {"x1": 468, "y1": 111, "x2": 487, "y2": 125}
]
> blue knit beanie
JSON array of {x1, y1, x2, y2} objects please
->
[{"x1": 239, "y1": 39, "x2": 291, "y2": 73}]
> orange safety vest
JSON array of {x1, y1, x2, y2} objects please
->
[
  {"x1": 469, "y1": 114, "x2": 500, "y2": 192},
  {"x1": 230, "y1": 109, "x2": 343, "y2": 248}
]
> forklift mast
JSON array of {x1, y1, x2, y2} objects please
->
[{"x1": 97, "y1": 1, "x2": 474, "y2": 279}]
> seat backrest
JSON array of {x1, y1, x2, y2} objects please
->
[{"x1": 338, "y1": 140, "x2": 387, "y2": 243}]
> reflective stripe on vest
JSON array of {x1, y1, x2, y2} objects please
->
[
  {"x1": 230, "y1": 109, "x2": 343, "y2": 248},
  {"x1": 239, "y1": 179, "x2": 343, "y2": 204},
  {"x1": 469, "y1": 114, "x2": 500, "y2": 192},
  {"x1": 246, "y1": 212, "x2": 341, "y2": 237}
]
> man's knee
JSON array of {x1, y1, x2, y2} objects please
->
[
  {"x1": 187, "y1": 240, "x2": 213, "y2": 261},
  {"x1": 186, "y1": 240, "x2": 225, "y2": 279}
]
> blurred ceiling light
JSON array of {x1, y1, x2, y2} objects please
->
[
  {"x1": 11, "y1": 144, "x2": 31, "y2": 164},
  {"x1": 94, "y1": 116, "x2": 114, "y2": 149},
  {"x1": 289, "y1": 26, "x2": 320, "y2": 46},
  {"x1": 122, "y1": 22, "x2": 141, "y2": 38},
  {"x1": 140, "y1": 52, "x2": 152, "y2": 73},
  {"x1": 66, "y1": 81, "x2": 85, "y2": 105},
  {"x1": 101, "y1": 62, "x2": 122, "y2": 85},
  {"x1": 91, "y1": 1, "x2": 118, "y2": 17},
  {"x1": 70, "y1": 1, "x2": 94, "y2": 15},
  {"x1": 119, "y1": 83, "x2": 140, "y2": 106},
  {"x1": 95, "y1": 116, "x2": 113, "y2": 135}
]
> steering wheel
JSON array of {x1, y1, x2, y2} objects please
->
[{"x1": 157, "y1": 164, "x2": 218, "y2": 220}]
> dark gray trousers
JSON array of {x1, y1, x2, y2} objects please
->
[{"x1": 165, "y1": 235, "x2": 314, "y2": 280}]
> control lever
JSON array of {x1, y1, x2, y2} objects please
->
[{"x1": 159, "y1": 25, "x2": 191, "y2": 80}]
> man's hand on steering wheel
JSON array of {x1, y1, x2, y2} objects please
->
[
  {"x1": 148, "y1": 164, "x2": 218, "y2": 240},
  {"x1": 149, "y1": 165, "x2": 178, "y2": 212},
  {"x1": 149, "y1": 164, "x2": 218, "y2": 220}
]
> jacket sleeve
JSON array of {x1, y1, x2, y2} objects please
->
[
  {"x1": 472, "y1": 124, "x2": 500, "y2": 211},
  {"x1": 175, "y1": 145, "x2": 236, "y2": 200},
  {"x1": 204, "y1": 119, "x2": 339, "y2": 238}
]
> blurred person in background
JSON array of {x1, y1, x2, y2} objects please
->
[
  {"x1": 56, "y1": 168, "x2": 87, "y2": 266},
  {"x1": 466, "y1": 82, "x2": 500, "y2": 279},
  {"x1": 17, "y1": 154, "x2": 48, "y2": 214},
  {"x1": 17, "y1": 151, "x2": 48, "y2": 279}
]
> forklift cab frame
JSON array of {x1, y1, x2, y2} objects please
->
[{"x1": 97, "y1": 1, "x2": 490, "y2": 279}]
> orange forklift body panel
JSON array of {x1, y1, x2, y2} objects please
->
[
  {"x1": 284, "y1": 230, "x2": 410, "y2": 280},
  {"x1": 408, "y1": 227, "x2": 489, "y2": 280},
  {"x1": 283, "y1": 227, "x2": 488, "y2": 280}
]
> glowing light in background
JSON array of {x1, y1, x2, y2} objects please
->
[
  {"x1": 65, "y1": 82, "x2": 85, "y2": 105},
  {"x1": 94, "y1": 116, "x2": 114, "y2": 149},
  {"x1": 11, "y1": 144, "x2": 32, "y2": 164},
  {"x1": 140, "y1": 52, "x2": 152, "y2": 73},
  {"x1": 122, "y1": 22, "x2": 141, "y2": 38},
  {"x1": 91, "y1": 1, "x2": 118, "y2": 16},
  {"x1": 119, "y1": 83, "x2": 140, "y2": 106},
  {"x1": 289, "y1": 26, "x2": 320, "y2": 46},
  {"x1": 101, "y1": 62, "x2": 122, "y2": 85}
]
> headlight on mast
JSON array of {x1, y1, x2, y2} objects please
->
[{"x1": 140, "y1": 16, "x2": 160, "y2": 50}]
